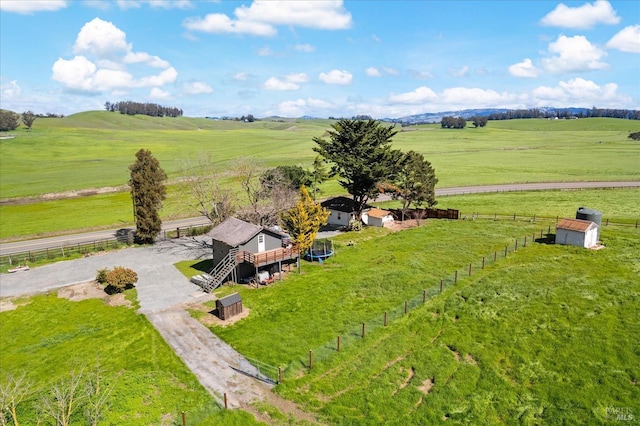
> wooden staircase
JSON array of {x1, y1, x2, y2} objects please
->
[{"x1": 200, "y1": 248, "x2": 238, "y2": 293}]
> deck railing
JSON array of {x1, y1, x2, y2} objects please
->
[{"x1": 238, "y1": 246, "x2": 300, "y2": 267}]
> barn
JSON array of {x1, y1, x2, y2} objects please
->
[
  {"x1": 362, "y1": 208, "x2": 394, "y2": 227},
  {"x1": 216, "y1": 292, "x2": 242, "y2": 320},
  {"x1": 555, "y1": 218, "x2": 599, "y2": 248}
]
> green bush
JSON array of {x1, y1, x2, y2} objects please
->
[
  {"x1": 104, "y1": 267, "x2": 138, "y2": 293},
  {"x1": 95, "y1": 267, "x2": 109, "y2": 284}
]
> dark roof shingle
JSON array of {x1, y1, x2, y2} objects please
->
[{"x1": 208, "y1": 217, "x2": 262, "y2": 246}]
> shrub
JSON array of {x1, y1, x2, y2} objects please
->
[
  {"x1": 628, "y1": 131, "x2": 640, "y2": 141},
  {"x1": 105, "y1": 267, "x2": 138, "y2": 293},
  {"x1": 348, "y1": 218, "x2": 363, "y2": 231},
  {"x1": 96, "y1": 268, "x2": 109, "y2": 284}
]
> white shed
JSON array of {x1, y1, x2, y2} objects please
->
[
  {"x1": 362, "y1": 208, "x2": 394, "y2": 227},
  {"x1": 555, "y1": 218, "x2": 599, "y2": 248}
]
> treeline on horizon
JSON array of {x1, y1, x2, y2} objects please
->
[
  {"x1": 485, "y1": 107, "x2": 640, "y2": 121},
  {"x1": 104, "y1": 101, "x2": 183, "y2": 117}
]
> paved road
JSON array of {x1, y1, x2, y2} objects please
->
[{"x1": 1, "y1": 181, "x2": 638, "y2": 256}]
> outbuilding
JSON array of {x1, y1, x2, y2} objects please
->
[
  {"x1": 321, "y1": 196, "x2": 371, "y2": 227},
  {"x1": 555, "y1": 218, "x2": 599, "y2": 248},
  {"x1": 216, "y1": 292, "x2": 242, "y2": 320},
  {"x1": 362, "y1": 208, "x2": 394, "y2": 227}
]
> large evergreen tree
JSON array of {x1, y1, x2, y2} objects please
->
[
  {"x1": 313, "y1": 119, "x2": 402, "y2": 217},
  {"x1": 129, "y1": 149, "x2": 167, "y2": 243},
  {"x1": 393, "y1": 151, "x2": 438, "y2": 220}
]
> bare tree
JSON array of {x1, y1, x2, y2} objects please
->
[
  {"x1": 179, "y1": 155, "x2": 237, "y2": 226},
  {"x1": 83, "y1": 364, "x2": 114, "y2": 426},
  {"x1": 39, "y1": 369, "x2": 85, "y2": 426},
  {"x1": 0, "y1": 372, "x2": 33, "y2": 426}
]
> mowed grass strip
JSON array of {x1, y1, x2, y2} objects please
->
[
  {"x1": 274, "y1": 227, "x2": 639, "y2": 424},
  {"x1": 0, "y1": 293, "x2": 257, "y2": 425}
]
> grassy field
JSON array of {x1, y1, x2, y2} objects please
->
[
  {"x1": 183, "y1": 220, "x2": 639, "y2": 424},
  {"x1": 1, "y1": 114, "x2": 637, "y2": 200},
  {"x1": 0, "y1": 292, "x2": 259, "y2": 425}
]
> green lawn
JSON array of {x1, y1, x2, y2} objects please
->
[
  {"x1": 185, "y1": 220, "x2": 639, "y2": 424},
  {"x1": 0, "y1": 292, "x2": 258, "y2": 425}
]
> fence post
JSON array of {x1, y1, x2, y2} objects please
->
[
  {"x1": 524, "y1": 236, "x2": 527, "y2": 247},
  {"x1": 515, "y1": 240, "x2": 518, "y2": 252},
  {"x1": 504, "y1": 246, "x2": 508, "y2": 257},
  {"x1": 513, "y1": 213, "x2": 516, "y2": 221},
  {"x1": 182, "y1": 411, "x2": 186, "y2": 426},
  {"x1": 482, "y1": 257, "x2": 485, "y2": 269},
  {"x1": 384, "y1": 311, "x2": 387, "y2": 326},
  {"x1": 454, "y1": 270, "x2": 458, "y2": 283},
  {"x1": 548, "y1": 224, "x2": 551, "y2": 234},
  {"x1": 309, "y1": 350, "x2": 313, "y2": 370},
  {"x1": 337, "y1": 336, "x2": 341, "y2": 352},
  {"x1": 440, "y1": 279, "x2": 443, "y2": 293},
  {"x1": 533, "y1": 214, "x2": 536, "y2": 223},
  {"x1": 405, "y1": 300, "x2": 408, "y2": 314},
  {"x1": 224, "y1": 393, "x2": 228, "y2": 409},
  {"x1": 636, "y1": 219, "x2": 638, "y2": 229},
  {"x1": 606, "y1": 218, "x2": 609, "y2": 226},
  {"x1": 423, "y1": 290, "x2": 426, "y2": 303},
  {"x1": 469, "y1": 263, "x2": 472, "y2": 276},
  {"x1": 278, "y1": 367, "x2": 283, "y2": 383},
  {"x1": 362, "y1": 322, "x2": 366, "y2": 338},
  {"x1": 177, "y1": 227, "x2": 180, "y2": 238},
  {"x1": 494, "y1": 251, "x2": 497, "y2": 262}
]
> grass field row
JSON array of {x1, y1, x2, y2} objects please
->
[
  {"x1": 1, "y1": 114, "x2": 638, "y2": 199},
  {"x1": 2, "y1": 187, "x2": 638, "y2": 240}
]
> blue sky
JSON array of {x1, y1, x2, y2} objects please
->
[{"x1": 1, "y1": 0, "x2": 638, "y2": 118}]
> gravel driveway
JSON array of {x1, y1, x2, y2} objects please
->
[{"x1": 0, "y1": 238, "x2": 275, "y2": 409}]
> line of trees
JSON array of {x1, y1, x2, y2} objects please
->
[
  {"x1": 486, "y1": 107, "x2": 640, "y2": 121},
  {"x1": 441, "y1": 116, "x2": 467, "y2": 129},
  {"x1": 105, "y1": 101, "x2": 183, "y2": 117},
  {"x1": 0, "y1": 110, "x2": 40, "y2": 131}
]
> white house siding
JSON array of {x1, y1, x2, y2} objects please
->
[
  {"x1": 327, "y1": 210, "x2": 353, "y2": 227},
  {"x1": 555, "y1": 226, "x2": 598, "y2": 248}
]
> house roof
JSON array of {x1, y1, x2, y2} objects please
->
[
  {"x1": 321, "y1": 196, "x2": 372, "y2": 213},
  {"x1": 556, "y1": 218, "x2": 598, "y2": 232},
  {"x1": 366, "y1": 208, "x2": 392, "y2": 219},
  {"x1": 218, "y1": 292, "x2": 242, "y2": 307},
  {"x1": 208, "y1": 217, "x2": 262, "y2": 247}
]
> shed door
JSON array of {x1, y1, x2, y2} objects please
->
[{"x1": 258, "y1": 234, "x2": 266, "y2": 252}]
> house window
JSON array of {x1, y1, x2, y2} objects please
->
[
  {"x1": 337, "y1": 213, "x2": 342, "y2": 220},
  {"x1": 258, "y1": 235, "x2": 264, "y2": 244}
]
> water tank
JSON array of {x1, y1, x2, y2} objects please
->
[{"x1": 576, "y1": 207, "x2": 602, "y2": 239}]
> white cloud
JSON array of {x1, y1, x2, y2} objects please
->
[
  {"x1": 606, "y1": 25, "x2": 640, "y2": 53},
  {"x1": 149, "y1": 87, "x2": 172, "y2": 99},
  {"x1": 388, "y1": 86, "x2": 437, "y2": 104},
  {"x1": 263, "y1": 73, "x2": 308, "y2": 91},
  {"x1": 0, "y1": 0, "x2": 67, "y2": 14},
  {"x1": 508, "y1": 58, "x2": 540, "y2": 78},
  {"x1": 408, "y1": 69, "x2": 434, "y2": 79},
  {"x1": 382, "y1": 67, "x2": 399, "y2": 76},
  {"x1": 183, "y1": 1, "x2": 352, "y2": 36},
  {"x1": 319, "y1": 69, "x2": 352, "y2": 85},
  {"x1": 532, "y1": 77, "x2": 631, "y2": 107},
  {"x1": 1, "y1": 80, "x2": 22, "y2": 99},
  {"x1": 234, "y1": 72, "x2": 249, "y2": 81},
  {"x1": 295, "y1": 44, "x2": 315, "y2": 53},
  {"x1": 365, "y1": 67, "x2": 381, "y2": 77},
  {"x1": 448, "y1": 65, "x2": 469, "y2": 77},
  {"x1": 182, "y1": 80, "x2": 214, "y2": 96},
  {"x1": 542, "y1": 35, "x2": 608, "y2": 73},
  {"x1": 273, "y1": 97, "x2": 335, "y2": 117},
  {"x1": 440, "y1": 87, "x2": 517, "y2": 107},
  {"x1": 116, "y1": 0, "x2": 193, "y2": 10},
  {"x1": 51, "y1": 18, "x2": 176, "y2": 94},
  {"x1": 540, "y1": 0, "x2": 620, "y2": 29},
  {"x1": 257, "y1": 46, "x2": 275, "y2": 56}
]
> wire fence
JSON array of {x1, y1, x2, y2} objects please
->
[
  {"x1": 458, "y1": 211, "x2": 639, "y2": 228},
  {"x1": 283, "y1": 226, "x2": 563, "y2": 377}
]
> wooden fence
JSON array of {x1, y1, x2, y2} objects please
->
[{"x1": 390, "y1": 208, "x2": 459, "y2": 221}]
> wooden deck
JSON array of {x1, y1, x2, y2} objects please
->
[{"x1": 238, "y1": 246, "x2": 300, "y2": 267}]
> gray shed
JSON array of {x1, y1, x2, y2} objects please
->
[{"x1": 555, "y1": 218, "x2": 599, "y2": 248}]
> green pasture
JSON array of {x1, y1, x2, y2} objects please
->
[
  {"x1": 0, "y1": 292, "x2": 262, "y2": 425},
  {"x1": 276, "y1": 227, "x2": 640, "y2": 424},
  {"x1": 1, "y1": 114, "x2": 638, "y2": 200},
  {"x1": 182, "y1": 220, "x2": 639, "y2": 424}
]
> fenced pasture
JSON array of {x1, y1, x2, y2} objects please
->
[{"x1": 200, "y1": 219, "x2": 638, "y2": 424}]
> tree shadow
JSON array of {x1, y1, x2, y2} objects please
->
[{"x1": 114, "y1": 228, "x2": 135, "y2": 243}]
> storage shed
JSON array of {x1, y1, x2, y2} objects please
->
[
  {"x1": 362, "y1": 208, "x2": 394, "y2": 227},
  {"x1": 555, "y1": 218, "x2": 599, "y2": 248},
  {"x1": 216, "y1": 292, "x2": 243, "y2": 320},
  {"x1": 321, "y1": 196, "x2": 372, "y2": 227}
]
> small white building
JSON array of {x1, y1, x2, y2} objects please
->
[
  {"x1": 362, "y1": 208, "x2": 394, "y2": 227},
  {"x1": 555, "y1": 218, "x2": 599, "y2": 248},
  {"x1": 321, "y1": 196, "x2": 371, "y2": 227}
]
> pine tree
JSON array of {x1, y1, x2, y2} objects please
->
[
  {"x1": 129, "y1": 149, "x2": 167, "y2": 243},
  {"x1": 281, "y1": 186, "x2": 329, "y2": 254}
]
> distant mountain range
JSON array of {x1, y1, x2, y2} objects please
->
[{"x1": 381, "y1": 107, "x2": 593, "y2": 124}]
